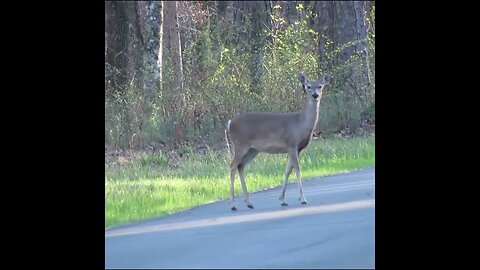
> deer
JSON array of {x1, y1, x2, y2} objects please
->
[{"x1": 225, "y1": 72, "x2": 332, "y2": 211}]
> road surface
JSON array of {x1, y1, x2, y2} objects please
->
[{"x1": 105, "y1": 167, "x2": 375, "y2": 268}]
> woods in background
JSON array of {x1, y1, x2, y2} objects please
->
[{"x1": 105, "y1": 1, "x2": 375, "y2": 149}]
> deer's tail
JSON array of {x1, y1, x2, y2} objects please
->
[{"x1": 225, "y1": 119, "x2": 233, "y2": 156}]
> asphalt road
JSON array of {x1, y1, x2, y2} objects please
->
[{"x1": 105, "y1": 167, "x2": 375, "y2": 269}]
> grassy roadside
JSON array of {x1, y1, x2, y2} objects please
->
[{"x1": 105, "y1": 135, "x2": 375, "y2": 228}]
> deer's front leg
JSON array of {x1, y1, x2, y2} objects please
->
[
  {"x1": 290, "y1": 149, "x2": 307, "y2": 204},
  {"x1": 279, "y1": 157, "x2": 293, "y2": 206}
]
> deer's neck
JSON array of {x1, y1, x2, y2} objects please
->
[{"x1": 300, "y1": 98, "x2": 320, "y2": 131}]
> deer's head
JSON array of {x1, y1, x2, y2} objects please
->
[{"x1": 298, "y1": 73, "x2": 332, "y2": 103}]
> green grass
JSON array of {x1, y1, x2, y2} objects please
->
[{"x1": 105, "y1": 135, "x2": 375, "y2": 228}]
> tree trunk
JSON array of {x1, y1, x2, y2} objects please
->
[
  {"x1": 164, "y1": 1, "x2": 184, "y2": 93},
  {"x1": 163, "y1": 1, "x2": 185, "y2": 142},
  {"x1": 105, "y1": 1, "x2": 164, "y2": 148},
  {"x1": 315, "y1": 1, "x2": 370, "y2": 95},
  {"x1": 105, "y1": 1, "x2": 131, "y2": 94},
  {"x1": 217, "y1": 0, "x2": 229, "y2": 16},
  {"x1": 283, "y1": 0, "x2": 301, "y2": 24},
  {"x1": 264, "y1": 1, "x2": 273, "y2": 33},
  {"x1": 249, "y1": 1, "x2": 266, "y2": 95},
  {"x1": 105, "y1": 1, "x2": 143, "y2": 148},
  {"x1": 136, "y1": 1, "x2": 163, "y2": 100}
]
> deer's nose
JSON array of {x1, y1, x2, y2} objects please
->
[{"x1": 312, "y1": 93, "x2": 319, "y2": 99}]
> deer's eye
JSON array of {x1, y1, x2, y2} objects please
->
[{"x1": 307, "y1": 86, "x2": 311, "y2": 89}]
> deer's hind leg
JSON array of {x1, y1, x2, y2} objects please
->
[
  {"x1": 229, "y1": 145, "x2": 254, "y2": 210},
  {"x1": 238, "y1": 148, "x2": 259, "y2": 209}
]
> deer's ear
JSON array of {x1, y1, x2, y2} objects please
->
[
  {"x1": 298, "y1": 73, "x2": 308, "y2": 86},
  {"x1": 321, "y1": 74, "x2": 332, "y2": 84}
]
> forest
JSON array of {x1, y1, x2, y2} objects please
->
[
  {"x1": 105, "y1": 1, "x2": 375, "y2": 152},
  {"x1": 105, "y1": 0, "x2": 375, "y2": 228}
]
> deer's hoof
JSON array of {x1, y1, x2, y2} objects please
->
[
  {"x1": 247, "y1": 204, "x2": 254, "y2": 209},
  {"x1": 231, "y1": 206, "x2": 237, "y2": 211},
  {"x1": 281, "y1": 202, "x2": 288, "y2": 207},
  {"x1": 301, "y1": 201, "x2": 307, "y2": 205}
]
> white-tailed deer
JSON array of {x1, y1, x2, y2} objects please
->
[{"x1": 225, "y1": 73, "x2": 332, "y2": 210}]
